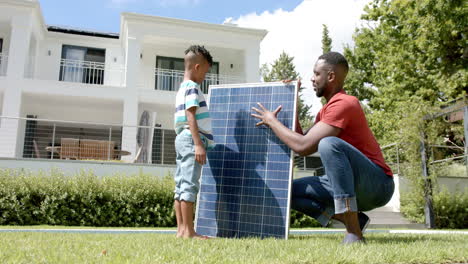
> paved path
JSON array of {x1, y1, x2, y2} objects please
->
[{"x1": 0, "y1": 228, "x2": 466, "y2": 235}]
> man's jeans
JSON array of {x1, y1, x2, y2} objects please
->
[{"x1": 291, "y1": 137, "x2": 394, "y2": 226}]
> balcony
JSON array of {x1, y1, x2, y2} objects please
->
[
  {"x1": 0, "y1": 53, "x2": 8, "y2": 76},
  {"x1": 58, "y1": 59, "x2": 125, "y2": 86},
  {"x1": 154, "y1": 68, "x2": 243, "y2": 93},
  {"x1": 0, "y1": 116, "x2": 176, "y2": 165}
]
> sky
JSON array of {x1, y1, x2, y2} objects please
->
[{"x1": 38, "y1": 0, "x2": 372, "y2": 114}]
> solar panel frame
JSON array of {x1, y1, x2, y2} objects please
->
[{"x1": 195, "y1": 82, "x2": 298, "y2": 239}]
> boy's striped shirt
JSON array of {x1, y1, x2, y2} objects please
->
[{"x1": 174, "y1": 80, "x2": 214, "y2": 149}]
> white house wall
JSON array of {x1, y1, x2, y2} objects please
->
[
  {"x1": 35, "y1": 33, "x2": 124, "y2": 86},
  {"x1": 139, "y1": 102, "x2": 174, "y2": 129},
  {"x1": 140, "y1": 43, "x2": 245, "y2": 90},
  {"x1": 0, "y1": 0, "x2": 267, "y2": 159},
  {"x1": 22, "y1": 94, "x2": 123, "y2": 124}
]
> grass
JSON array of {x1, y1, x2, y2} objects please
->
[{"x1": 0, "y1": 227, "x2": 467, "y2": 264}]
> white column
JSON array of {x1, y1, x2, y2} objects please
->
[
  {"x1": 120, "y1": 31, "x2": 141, "y2": 161},
  {"x1": 0, "y1": 79, "x2": 23, "y2": 158},
  {"x1": 124, "y1": 34, "x2": 141, "y2": 89},
  {"x1": 0, "y1": 15, "x2": 32, "y2": 158},
  {"x1": 6, "y1": 14, "x2": 32, "y2": 79},
  {"x1": 120, "y1": 95, "x2": 138, "y2": 161},
  {"x1": 244, "y1": 46, "x2": 261, "y2": 83}
]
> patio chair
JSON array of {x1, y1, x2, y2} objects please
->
[
  {"x1": 79, "y1": 139, "x2": 115, "y2": 160},
  {"x1": 59, "y1": 138, "x2": 79, "y2": 160},
  {"x1": 79, "y1": 139, "x2": 100, "y2": 160},
  {"x1": 97, "y1": 140, "x2": 115, "y2": 160}
]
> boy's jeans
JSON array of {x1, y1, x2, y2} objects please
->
[
  {"x1": 291, "y1": 137, "x2": 394, "y2": 226},
  {"x1": 174, "y1": 131, "x2": 207, "y2": 203}
]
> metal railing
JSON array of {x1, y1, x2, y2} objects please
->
[
  {"x1": 0, "y1": 116, "x2": 176, "y2": 165},
  {"x1": 0, "y1": 53, "x2": 8, "y2": 76},
  {"x1": 59, "y1": 59, "x2": 125, "y2": 86},
  {"x1": 381, "y1": 142, "x2": 467, "y2": 177},
  {"x1": 294, "y1": 154, "x2": 324, "y2": 175},
  {"x1": 154, "y1": 68, "x2": 244, "y2": 93},
  {"x1": 382, "y1": 143, "x2": 401, "y2": 175}
]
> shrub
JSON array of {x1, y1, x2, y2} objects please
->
[
  {"x1": 289, "y1": 209, "x2": 322, "y2": 228},
  {"x1": 400, "y1": 186, "x2": 468, "y2": 229},
  {"x1": 0, "y1": 169, "x2": 175, "y2": 227},
  {"x1": 433, "y1": 188, "x2": 468, "y2": 229},
  {"x1": 0, "y1": 169, "x2": 325, "y2": 228}
]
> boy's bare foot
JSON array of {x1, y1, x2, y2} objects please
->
[
  {"x1": 176, "y1": 227, "x2": 185, "y2": 238},
  {"x1": 182, "y1": 231, "x2": 209, "y2": 239}
]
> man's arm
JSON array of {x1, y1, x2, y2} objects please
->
[
  {"x1": 252, "y1": 103, "x2": 341, "y2": 156},
  {"x1": 295, "y1": 116, "x2": 304, "y2": 135},
  {"x1": 186, "y1": 107, "x2": 206, "y2": 165}
]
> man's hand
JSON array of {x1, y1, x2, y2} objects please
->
[
  {"x1": 251, "y1": 102, "x2": 282, "y2": 127},
  {"x1": 194, "y1": 144, "x2": 206, "y2": 165}
]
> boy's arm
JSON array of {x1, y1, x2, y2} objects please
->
[{"x1": 186, "y1": 107, "x2": 206, "y2": 165}]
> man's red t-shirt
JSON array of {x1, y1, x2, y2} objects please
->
[{"x1": 315, "y1": 90, "x2": 393, "y2": 177}]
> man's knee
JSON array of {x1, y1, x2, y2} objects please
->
[{"x1": 318, "y1": 136, "x2": 342, "y2": 154}]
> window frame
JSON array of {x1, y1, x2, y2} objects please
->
[{"x1": 155, "y1": 55, "x2": 219, "y2": 92}]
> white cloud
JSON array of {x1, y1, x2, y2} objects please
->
[{"x1": 228, "y1": 0, "x2": 371, "y2": 115}]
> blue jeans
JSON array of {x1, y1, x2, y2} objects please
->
[
  {"x1": 174, "y1": 131, "x2": 207, "y2": 203},
  {"x1": 291, "y1": 137, "x2": 394, "y2": 226}
]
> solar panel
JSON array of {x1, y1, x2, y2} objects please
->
[{"x1": 195, "y1": 82, "x2": 297, "y2": 239}]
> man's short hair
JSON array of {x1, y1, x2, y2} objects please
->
[
  {"x1": 318, "y1": 52, "x2": 349, "y2": 72},
  {"x1": 185, "y1": 45, "x2": 213, "y2": 66}
]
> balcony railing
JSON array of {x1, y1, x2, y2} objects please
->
[
  {"x1": 0, "y1": 116, "x2": 176, "y2": 165},
  {"x1": 0, "y1": 53, "x2": 8, "y2": 76},
  {"x1": 59, "y1": 59, "x2": 125, "y2": 86},
  {"x1": 154, "y1": 68, "x2": 244, "y2": 93}
]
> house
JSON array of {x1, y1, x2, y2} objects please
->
[{"x1": 0, "y1": 0, "x2": 267, "y2": 169}]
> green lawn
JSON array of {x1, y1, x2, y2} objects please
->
[{"x1": 0, "y1": 227, "x2": 467, "y2": 264}]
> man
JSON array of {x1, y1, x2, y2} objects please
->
[{"x1": 251, "y1": 52, "x2": 394, "y2": 244}]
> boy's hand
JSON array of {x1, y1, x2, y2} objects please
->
[{"x1": 194, "y1": 144, "x2": 206, "y2": 165}]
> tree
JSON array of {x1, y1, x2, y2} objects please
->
[
  {"x1": 320, "y1": 24, "x2": 334, "y2": 105},
  {"x1": 261, "y1": 51, "x2": 314, "y2": 128},
  {"x1": 345, "y1": 0, "x2": 467, "y2": 145},
  {"x1": 321, "y1": 24, "x2": 332, "y2": 54},
  {"x1": 343, "y1": 0, "x2": 467, "y2": 227}
]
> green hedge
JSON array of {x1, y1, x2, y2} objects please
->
[
  {"x1": 290, "y1": 209, "x2": 322, "y2": 228},
  {"x1": 0, "y1": 170, "x2": 322, "y2": 228},
  {"x1": 0, "y1": 170, "x2": 175, "y2": 227},
  {"x1": 401, "y1": 187, "x2": 468, "y2": 229}
]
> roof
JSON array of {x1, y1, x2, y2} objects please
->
[
  {"x1": 121, "y1": 12, "x2": 268, "y2": 39},
  {"x1": 47, "y1": 25, "x2": 120, "y2": 39}
]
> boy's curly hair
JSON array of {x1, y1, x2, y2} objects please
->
[{"x1": 185, "y1": 45, "x2": 213, "y2": 66}]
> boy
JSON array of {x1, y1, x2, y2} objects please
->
[{"x1": 173, "y1": 45, "x2": 214, "y2": 239}]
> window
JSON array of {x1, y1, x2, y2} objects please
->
[
  {"x1": 155, "y1": 56, "x2": 219, "y2": 93},
  {"x1": 59, "y1": 45, "x2": 106, "y2": 84},
  {"x1": 151, "y1": 128, "x2": 177, "y2": 165},
  {"x1": 0, "y1": 38, "x2": 5, "y2": 75}
]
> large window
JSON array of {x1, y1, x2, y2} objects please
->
[
  {"x1": 155, "y1": 56, "x2": 219, "y2": 93},
  {"x1": 59, "y1": 45, "x2": 106, "y2": 84}
]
